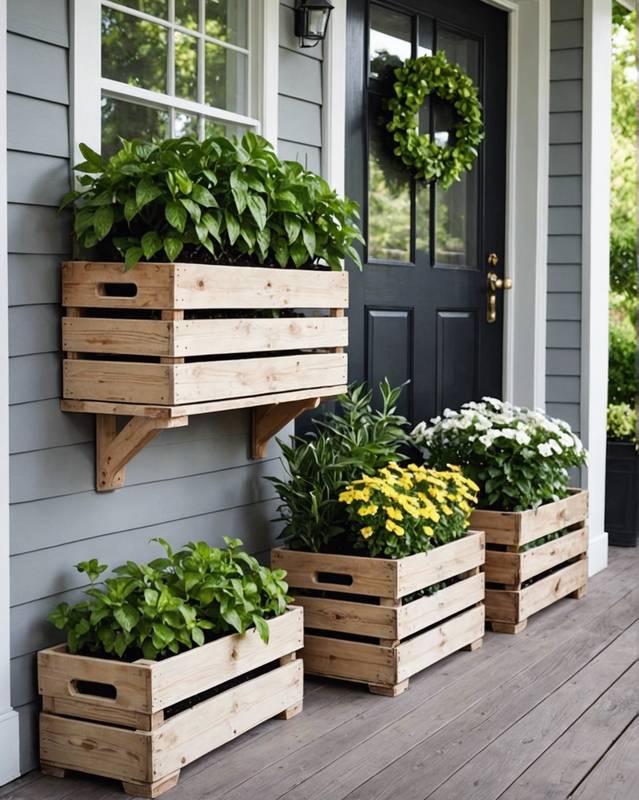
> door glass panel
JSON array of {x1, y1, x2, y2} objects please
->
[
  {"x1": 369, "y1": 4, "x2": 411, "y2": 81},
  {"x1": 368, "y1": 95, "x2": 411, "y2": 263},
  {"x1": 435, "y1": 29, "x2": 480, "y2": 268}
]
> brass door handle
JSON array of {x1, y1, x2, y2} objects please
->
[{"x1": 486, "y1": 255, "x2": 512, "y2": 323}]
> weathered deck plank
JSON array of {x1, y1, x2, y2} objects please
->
[{"x1": 1, "y1": 547, "x2": 637, "y2": 800}]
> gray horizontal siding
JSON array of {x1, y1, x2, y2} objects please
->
[
  {"x1": 545, "y1": 0, "x2": 584, "y2": 444},
  {"x1": 7, "y1": 1, "x2": 311, "y2": 774},
  {"x1": 278, "y1": 0, "x2": 323, "y2": 169}
]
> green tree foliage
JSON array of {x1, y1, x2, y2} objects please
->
[
  {"x1": 609, "y1": 298, "x2": 637, "y2": 404},
  {"x1": 610, "y1": 6, "x2": 637, "y2": 301}
]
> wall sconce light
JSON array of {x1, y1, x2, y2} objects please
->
[{"x1": 294, "y1": 0, "x2": 334, "y2": 48}]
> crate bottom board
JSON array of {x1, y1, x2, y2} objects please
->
[
  {"x1": 486, "y1": 558, "x2": 588, "y2": 628},
  {"x1": 39, "y1": 660, "x2": 303, "y2": 796},
  {"x1": 302, "y1": 604, "x2": 484, "y2": 690}
]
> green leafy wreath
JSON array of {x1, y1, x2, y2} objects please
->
[{"x1": 386, "y1": 51, "x2": 484, "y2": 190}]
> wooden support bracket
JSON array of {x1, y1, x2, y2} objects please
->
[
  {"x1": 252, "y1": 397, "x2": 321, "y2": 459},
  {"x1": 96, "y1": 414, "x2": 189, "y2": 491}
]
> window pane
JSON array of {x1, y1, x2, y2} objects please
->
[
  {"x1": 205, "y1": 0, "x2": 248, "y2": 48},
  {"x1": 175, "y1": 111, "x2": 198, "y2": 138},
  {"x1": 175, "y1": 0, "x2": 199, "y2": 29},
  {"x1": 369, "y1": 3, "x2": 411, "y2": 81},
  {"x1": 434, "y1": 30, "x2": 480, "y2": 268},
  {"x1": 205, "y1": 44, "x2": 248, "y2": 114},
  {"x1": 102, "y1": 7, "x2": 167, "y2": 93},
  {"x1": 204, "y1": 119, "x2": 248, "y2": 139},
  {"x1": 101, "y1": 96, "x2": 169, "y2": 156},
  {"x1": 117, "y1": 0, "x2": 168, "y2": 19},
  {"x1": 368, "y1": 102, "x2": 411, "y2": 263},
  {"x1": 175, "y1": 32, "x2": 198, "y2": 101}
]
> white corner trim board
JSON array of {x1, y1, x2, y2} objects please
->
[
  {"x1": 581, "y1": 0, "x2": 611, "y2": 575},
  {"x1": 487, "y1": 0, "x2": 550, "y2": 411},
  {"x1": 0, "y1": 0, "x2": 21, "y2": 786},
  {"x1": 322, "y1": 0, "x2": 346, "y2": 193}
]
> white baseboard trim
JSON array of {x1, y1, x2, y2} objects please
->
[
  {"x1": 0, "y1": 708, "x2": 20, "y2": 786},
  {"x1": 588, "y1": 530, "x2": 609, "y2": 576}
]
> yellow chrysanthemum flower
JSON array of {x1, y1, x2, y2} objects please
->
[
  {"x1": 357, "y1": 503, "x2": 379, "y2": 516},
  {"x1": 361, "y1": 526, "x2": 374, "y2": 539},
  {"x1": 385, "y1": 506, "x2": 403, "y2": 521}
]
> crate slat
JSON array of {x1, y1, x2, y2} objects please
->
[
  {"x1": 397, "y1": 532, "x2": 485, "y2": 597},
  {"x1": 63, "y1": 316, "x2": 349, "y2": 358},
  {"x1": 63, "y1": 353, "x2": 347, "y2": 405},
  {"x1": 62, "y1": 261, "x2": 349, "y2": 310},
  {"x1": 396, "y1": 604, "x2": 485, "y2": 682},
  {"x1": 396, "y1": 572, "x2": 485, "y2": 639},
  {"x1": 470, "y1": 490, "x2": 588, "y2": 547}
]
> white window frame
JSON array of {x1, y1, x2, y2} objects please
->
[{"x1": 71, "y1": 0, "x2": 279, "y2": 161}]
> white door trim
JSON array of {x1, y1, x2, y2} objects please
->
[
  {"x1": 0, "y1": 0, "x2": 22, "y2": 785},
  {"x1": 488, "y1": 0, "x2": 551, "y2": 411},
  {"x1": 581, "y1": 0, "x2": 611, "y2": 575}
]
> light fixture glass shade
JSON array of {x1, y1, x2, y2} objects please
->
[
  {"x1": 306, "y1": 8, "x2": 330, "y2": 38},
  {"x1": 295, "y1": 1, "x2": 333, "y2": 47}
]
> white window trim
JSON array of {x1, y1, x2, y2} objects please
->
[
  {"x1": 0, "y1": 0, "x2": 21, "y2": 785},
  {"x1": 71, "y1": 0, "x2": 279, "y2": 160}
]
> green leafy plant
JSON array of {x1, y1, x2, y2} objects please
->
[
  {"x1": 609, "y1": 314, "x2": 637, "y2": 405},
  {"x1": 412, "y1": 397, "x2": 587, "y2": 512},
  {"x1": 386, "y1": 51, "x2": 484, "y2": 189},
  {"x1": 268, "y1": 381, "x2": 410, "y2": 553},
  {"x1": 607, "y1": 402, "x2": 637, "y2": 441},
  {"x1": 339, "y1": 462, "x2": 478, "y2": 558},
  {"x1": 61, "y1": 134, "x2": 364, "y2": 270},
  {"x1": 48, "y1": 537, "x2": 291, "y2": 660}
]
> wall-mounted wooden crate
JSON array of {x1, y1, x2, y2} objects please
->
[
  {"x1": 60, "y1": 261, "x2": 349, "y2": 489},
  {"x1": 272, "y1": 532, "x2": 485, "y2": 697},
  {"x1": 471, "y1": 490, "x2": 588, "y2": 634},
  {"x1": 38, "y1": 607, "x2": 303, "y2": 798}
]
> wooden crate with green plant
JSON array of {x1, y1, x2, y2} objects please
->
[
  {"x1": 412, "y1": 398, "x2": 589, "y2": 634},
  {"x1": 38, "y1": 538, "x2": 302, "y2": 798},
  {"x1": 59, "y1": 134, "x2": 364, "y2": 489},
  {"x1": 269, "y1": 383, "x2": 485, "y2": 696}
]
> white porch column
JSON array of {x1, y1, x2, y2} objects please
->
[
  {"x1": 0, "y1": 0, "x2": 21, "y2": 784},
  {"x1": 581, "y1": 0, "x2": 611, "y2": 575}
]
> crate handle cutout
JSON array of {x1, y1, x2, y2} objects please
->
[
  {"x1": 69, "y1": 679, "x2": 118, "y2": 701},
  {"x1": 97, "y1": 282, "x2": 138, "y2": 298},
  {"x1": 315, "y1": 571, "x2": 354, "y2": 587}
]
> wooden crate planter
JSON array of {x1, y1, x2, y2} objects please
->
[
  {"x1": 38, "y1": 607, "x2": 303, "y2": 798},
  {"x1": 272, "y1": 532, "x2": 485, "y2": 697},
  {"x1": 471, "y1": 490, "x2": 589, "y2": 634},
  {"x1": 60, "y1": 262, "x2": 349, "y2": 490}
]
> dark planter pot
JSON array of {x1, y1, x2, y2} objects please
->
[{"x1": 605, "y1": 439, "x2": 639, "y2": 547}]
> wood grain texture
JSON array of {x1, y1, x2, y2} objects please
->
[
  {"x1": 12, "y1": 549, "x2": 639, "y2": 800},
  {"x1": 37, "y1": 608, "x2": 302, "y2": 718},
  {"x1": 63, "y1": 353, "x2": 347, "y2": 405},
  {"x1": 62, "y1": 316, "x2": 349, "y2": 357},
  {"x1": 470, "y1": 490, "x2": 588, "y2": 547},
  {"x1": 62, "y1": 261, "x2": 348, "y2": 310}
]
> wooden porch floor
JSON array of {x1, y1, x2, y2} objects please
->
[{"x1": 3, "y1": 545, "x2": 638, "y2": 800}]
